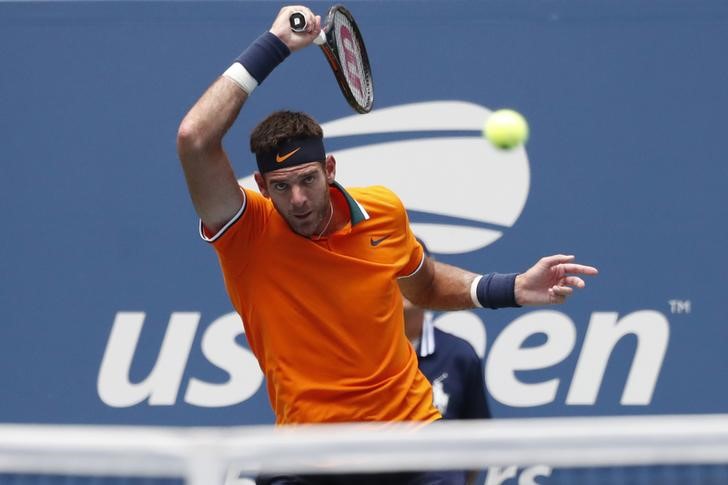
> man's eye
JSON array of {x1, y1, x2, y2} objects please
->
[
  {"x1": 303, "y1": 175, "x2": 315, "y2": 184},
  {"x1": 273, "y1": 183, "x2": 288, "y2": 191}
]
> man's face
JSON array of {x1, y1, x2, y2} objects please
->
[{"x1": 256, "y1": 161, "x2": 334, "y2": 237}]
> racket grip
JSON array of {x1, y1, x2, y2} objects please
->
[
  {"x1": 289, "y1": 11, "x2": 327, "y2": 45},
  {"x1": 289, "y1": 11, "x2": 307, "y2": 32}
]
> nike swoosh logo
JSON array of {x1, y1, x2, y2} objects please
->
[
  {"x1": 276, "y1": 147, "x2": 301, "y2": 163},
  {"x1": 370, "y1": 235, "x2": 390, "y2": 246}
]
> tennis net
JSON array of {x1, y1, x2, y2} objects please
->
[{"x1": 2, "y1": 414, "x2": 728, "y2": 484}]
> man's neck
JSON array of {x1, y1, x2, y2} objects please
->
[{"x1": 321, "y1": 186, "x2": 350, "y2": 237}]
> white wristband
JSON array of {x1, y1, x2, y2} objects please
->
[
  {"x1": 470, "y1": 275, "x2": 484, "y2": 308},
  {"x1": 222, "y1": 62, "x2": 259, "y2": 95}
]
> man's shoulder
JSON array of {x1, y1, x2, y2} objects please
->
[
  {"x1": 346, "y1": 185, "x2": 404, "y2": 213},
  {"x1": 346, "y1": 185, "x2": 399, "y2": 200}
]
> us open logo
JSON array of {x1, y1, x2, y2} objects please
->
[
  {"x1": 239, "y1": 100, "x2": 531, "y2": 255},
  {"x1": 101, "y1": 106, "x2": 668, "y2": 413}
]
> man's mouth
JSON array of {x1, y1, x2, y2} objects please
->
[{"x1": 292, "y1": 211, "x2": 312, "y2": 220}]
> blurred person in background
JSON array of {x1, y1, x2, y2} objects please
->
[{"x1": 403, "y1": 237, "x2": 490, "y2": 484}]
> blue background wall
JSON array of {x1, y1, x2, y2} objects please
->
[{"x1": 1, "y1": 0, "x2": 727, "y2": 427}]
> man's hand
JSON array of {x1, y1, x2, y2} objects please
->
[
  {"x1": 515, "y1": 255, "x2": 598, "y2": 306},
  {"x1": 270, "y1": 6, "x2": 322, "y2": 52}
]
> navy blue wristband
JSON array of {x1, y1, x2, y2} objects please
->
[
  {"x1": 475, "y1": 273, "x2": 521, "y2": 309},
  {"x1": 235, "y1": 32, "x2": 291, "y2": 84}
]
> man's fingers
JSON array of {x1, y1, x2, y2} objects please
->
[
  {"x1": 302, "y1": 10, "x2": 317, "y2": 33},
  {"x1": 559, "y1": 276, "x2": 585, "y2": 288},
  {"x1": 548, "y1": 288, "x2": 566, "y2": 304},
  {"x1": 551, "y1": 285, "x2": 574, "y2": 297},
  {"x1": 541, "y1": 255, "x2": 599, "y2": 276},
  {"x1": 559, "y1": 263, "x2": 599, "y2": 276},
  {"x1": 541, "y1": 254, "x2": 575, "y2": 267}
]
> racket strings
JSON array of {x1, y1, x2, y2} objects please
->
[{"x1": 333, "y1": 12, "x2": 372, "y2": 108}]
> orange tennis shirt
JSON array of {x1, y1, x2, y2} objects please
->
[{"x1": 201, "y1": 182, "x2": 440, "y2": 425}]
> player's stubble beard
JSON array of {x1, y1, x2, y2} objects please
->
[{"x1": 282, "y1": 189, "x2": 332, "y2": 238}]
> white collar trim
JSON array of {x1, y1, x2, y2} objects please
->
[{"x1": 419, "y1": 311, "x2": 436, "y2": 357}]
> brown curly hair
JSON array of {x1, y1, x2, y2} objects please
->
[{"x1": 250, "y1": 110, "x2": 323, "y2": 155}]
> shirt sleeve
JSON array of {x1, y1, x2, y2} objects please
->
[
  {"x1": 400, "y1": 235, "x2": 425, "y2": 278},
  {"x1": 391, "y1": 190, "x2": 424, "y2": 278},
  {"x1": 199, "y1": 187, "x2": 271, "y2": 275}
]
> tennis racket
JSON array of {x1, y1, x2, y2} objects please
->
[{"x1": 289, "y1": 5, "x2": 374, "y2": 114}]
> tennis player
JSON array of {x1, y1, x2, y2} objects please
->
[{"x1": 177, "y1": 5, "x2": 598, "y2": 484}]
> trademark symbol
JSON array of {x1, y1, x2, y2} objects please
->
[{"x1": 668, "y1": 300, "x2": 691, "y2": 314}]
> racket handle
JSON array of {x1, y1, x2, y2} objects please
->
[
  {"x1": 289, "y1": 11, "x2": 327, "y2": 45},
  {"x1": 289, "y1": 11, "x2": 307, "y2": 32}
]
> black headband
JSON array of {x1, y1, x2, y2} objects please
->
[{"x1": 256, "y1": 136, "x2": 326, "y2": 174}]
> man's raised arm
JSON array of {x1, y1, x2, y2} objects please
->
[{"x1": 176, "y1": 6, "x2": 321, "y2": 234}]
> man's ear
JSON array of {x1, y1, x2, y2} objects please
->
[
  {"x1": 325, "y1": 155, "x2": 336, "y2": 185},
  {"x1": 254, "y1": 172, "x2": 269, "y2": 198}
]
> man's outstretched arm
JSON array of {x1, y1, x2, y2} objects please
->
[{"x1": 399, "y1": 254, "x2": 598, "y2": 311}]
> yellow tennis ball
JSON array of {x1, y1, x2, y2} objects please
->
[{"x1": 483, "y1": 109, "x2": 529, "y2": 150}]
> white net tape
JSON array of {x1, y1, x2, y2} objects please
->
[{"x1": 3, "y1": 415, "x2": 728, "y2": 484}]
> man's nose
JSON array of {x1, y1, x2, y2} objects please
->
[{"x1": 290, "y1": 184, "x2": 308, "y2": 207}]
